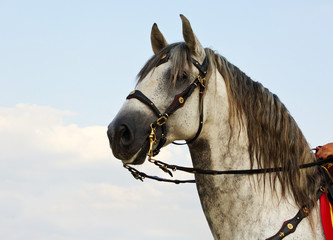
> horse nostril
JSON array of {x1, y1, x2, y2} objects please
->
[{"x1": 117, "y1": 124, "x2": 134, "y2": 147}]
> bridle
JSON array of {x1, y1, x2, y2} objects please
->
[
  {"x1": 121, "y1": 51, "x2": 333, "y2": 240},
  {"x1": 126, "y1": 52, "x2": 208, "y2": 158}
]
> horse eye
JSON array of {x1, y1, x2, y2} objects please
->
[{"x1": 182, "y1": 72, "x2": 188, "y2": 79}]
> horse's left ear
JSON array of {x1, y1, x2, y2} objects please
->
[
  {"x1": 180, "y1": 14, "x2": 205, "y2": 63},
  {"x1": 151, "y1": 23, "x2": 168, "y2": 54}
]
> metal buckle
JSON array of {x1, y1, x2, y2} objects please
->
[
  {"x1": 156, "y1": 115, "x2": 168, "y2": 126},
  {"x1": 147, "y1": 123, "x2": 157, "y2": 158},
  {"x1": 198, "y1": 75, "x2": 206, "y2": 88},
  {"x1": 302, "y1": 207, "x2": 309, "y2": 214},
  {"x1": 160, "y1": 53, "x2": 167, "y2": 60}
]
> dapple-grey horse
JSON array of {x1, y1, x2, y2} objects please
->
[{"x1": 108, "y1": 15, "x2": 325, "y2": 239}]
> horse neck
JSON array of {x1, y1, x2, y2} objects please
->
[
  {"x1": 189, "y1": 69, "x2": 252, "y2": 171},
  {"x1": 186, "y1": 70, "x2": 305, "y2": 239}
]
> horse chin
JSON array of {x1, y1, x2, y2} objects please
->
[{"x1": 122, "y1": 140, "x2": 150, "y2": 165}]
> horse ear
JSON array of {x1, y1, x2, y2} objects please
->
[
  {"x1": 180, "y1": 14, "x2": 205, "y2": 62},
  {"x1": 151, "y1": 23, "x2": 168, "y2": 54}
]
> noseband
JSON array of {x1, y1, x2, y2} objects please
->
[{"x1": 126, "y1": 53, "x2": 209, "y2": 157}]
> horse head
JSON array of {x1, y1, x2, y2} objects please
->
[{"x1": 107, "y1": 15, "x2": 208, "y2": 165}]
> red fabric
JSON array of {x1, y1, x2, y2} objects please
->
[{"x1": 320, "y1": 193, "x2": 333, "y2": 239}]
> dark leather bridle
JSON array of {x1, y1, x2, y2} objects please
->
[
  {"x1": 121, "y1": 51, "x2": 333, "y2": 240},
  {"x1": 126, "y1": 53, "x2": 208, "y2": 157}
]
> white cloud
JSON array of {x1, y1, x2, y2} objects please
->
[
  {"x1": 0, "y1": 104, "x2": 211, "y2": 240},
  {"x1": 0, "y1": 104, "x2": 111, "y2": 167}
]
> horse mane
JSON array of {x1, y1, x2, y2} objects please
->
[
  {"x1": 207, "y1": 48, "x2": 320, "y2": 209},
  {"x1": 137, "y1": 43, "x2": 320, "y2": 209}
]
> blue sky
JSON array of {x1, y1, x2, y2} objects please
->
[{"x1": 0, "y1": 1, "x2": 332, "y2": 239}]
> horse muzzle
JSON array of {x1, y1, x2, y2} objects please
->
[{"x1": 107, "y1": 111, "x2": 152, "y2": 164}]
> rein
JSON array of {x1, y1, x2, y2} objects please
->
[{"x1": 124, "y1": 156, "x2": 333, "y2": 184}]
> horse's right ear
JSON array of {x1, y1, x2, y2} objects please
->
[{"x1": 151, "y1": 23, "x2": 168, "y2": 54}]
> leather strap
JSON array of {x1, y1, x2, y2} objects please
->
[
  {"x1": 266, "y1": 207, "x2": 310, "y2": 240},
  {"x1": 127, "y1": 90, "x2": 167, "y2": 156},
  {"x1": 127, "y1": 90, "x2": 162, "y2": 116},
  {"x1": 126, "y1": 54, "x2": 209, "y2": 155},
  {"x1": 266, "y1": 186, "x2": 325, "y2": 240}
]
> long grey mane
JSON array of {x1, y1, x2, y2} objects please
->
[
  {"x1": 206, "y1": 48, "x2": 320, "y2": 209},
  {"x1": 137, "y1": 43, "x2": 320, "y2": 210}
]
